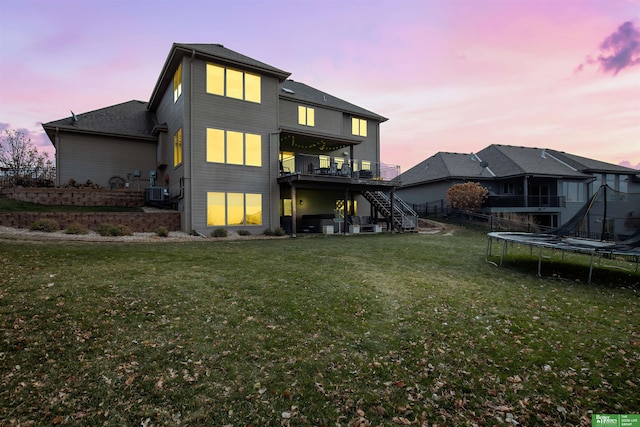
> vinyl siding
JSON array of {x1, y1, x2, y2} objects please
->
[
  {"x1": 186, "y1": 57, "x2": 281, "y2": 233},
  {"x1": 57, "y1": 133, "x2": 156, "y2": 188}
]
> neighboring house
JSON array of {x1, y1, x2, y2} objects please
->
[
  {"x1": 42, "y1": 43, "x2": 416, "y2": 235},
  {"x1": 397, "y1": 144, "x2": 640, "y2": 237}
]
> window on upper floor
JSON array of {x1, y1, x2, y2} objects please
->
[
  {"x1": 207, "y1": 192, "x2": 262, "y2": 226},
  {"x1": 352, "y1": 117, "x2": 367, "y2": 137},
  {"x1": 562, "y1": 182, "x2": 584, "y2": 202},
  {"x1": 206, "y1": 128, "x2": 262, "y2": 167},
  {"x1": 173, "y1": 64, "x2": 182, "y2": 103},
  {"x1": 298, "y1": 106, "x2": 315, "y2": 127},
  {"x1": 206, "y1": 63, "x2": 261, "y2": 103},
  {"x1": 173, "y1": 128, "x2": 183, "y2": 167}
]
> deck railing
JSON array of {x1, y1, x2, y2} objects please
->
[{"x1": 280, "y1": 153, "x2": 400, "y2": 182}]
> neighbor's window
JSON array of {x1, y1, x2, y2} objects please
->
[
  {"x1": 173, "y1": 128, "x2": 183, "y2": 167},
  {"x1": 206, "y1": 63, "x2": 261, "y2": 103},
  {"x1": 206, "y1": 128, "x2": 262, "y2": 167},
  {"x1": 298, "y1": 106, "x2": 315, "y2": 127},
  {"x1": 207, "y1": 192, "x2": 262, "y2": 226},
  {"x1": 173, "y1": 63, "x2": 182, "y2": 102},
  {"x1": 563, "y1": 182, "x2": 584, "y2": 202},
  {"x1": 502, "y1": 183, "x2": 515, "y2": 195},
  {"x1": 352, "y1": 117, "x2": 367, "y2": 137}
]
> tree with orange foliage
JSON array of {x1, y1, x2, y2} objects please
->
[{"x1": 446, "y1": 181, "x2": 488, "y2": 211}]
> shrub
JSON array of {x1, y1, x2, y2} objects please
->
[
  {"x1": 210, "y1": 228, "x2": 228, "y2": 238},
  {"x1": 237, "y1": 229, "x2": 252, "y2": 236},
  {"x1": 96, "y1": 223, "x2": 133, "y2": 237},
  {"x1": 263, "y1": 227, "x2": 286, "y2": 237},
  {"x1": 64, "y1": 222, "x2": 89, "y2": 235},
  {"x1": 29, "y1": 218, "x2": 60, "y2": 232},
  {"x1": 272, "y1": 227, "x2": 286, "y2": 236},
  {"x1": 156, "y1": 226, "x2": 169, "y2": 237}
]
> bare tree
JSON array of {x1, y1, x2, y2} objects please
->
[{"x1": 0, "y1": 129, "x2": 52, "y2": 186}]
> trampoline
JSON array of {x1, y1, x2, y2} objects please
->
[
  {"x1": 485, "y1": 184, "x2": 640, "y2": 283},
  {"x1": 486, "y1": 231, "x2": 640, "y2": 284}
]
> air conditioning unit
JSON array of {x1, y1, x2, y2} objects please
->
[{"x1": 144, "y1": 187, "x2": 168, "y2": 202}]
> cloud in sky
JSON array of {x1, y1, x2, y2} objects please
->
[{"x1": 578, "y1": 20, "x2": 640, "y2": 75}]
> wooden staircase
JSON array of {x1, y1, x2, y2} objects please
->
[{"x1": 363, "y1": 191, "x2": 418, "y2": 232}]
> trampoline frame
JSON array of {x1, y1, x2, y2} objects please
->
[{"x1": 486, "y1": 232, "x2": 640, "y2": 284}]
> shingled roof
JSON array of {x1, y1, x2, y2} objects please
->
[
  {"x1": 399, "y1": 144, "x2": 635, "y2": 187},
  {"x1": 42, "y1": 100, "x2": 158, "y2": 146},
  {"x1": 280, "y1": 80, "x2": 388, "y2": 122},
  {"x1": 399, "y1": 152, "x2": 496, "y2": 187},
  {"x1": 148, "y1": 43, "x2": 291, "y2": 110}
]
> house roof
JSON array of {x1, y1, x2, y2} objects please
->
[
  {"x1": 546, "y1": 149, "x2": 638, "y2": 174},
  {"x1": 280, "y1": 80, "x2": 388, "y2": 122},
  {"x1": 399, "y1": 152, "x2": 496, "y2": 187},
  {"x1": 41, "y1": 100, "x2": 158, "y2": 146},
  {"x1": 148, "y1": 43, "x2": 291, "y2": 110},
  {"x1": 476, "y1": 145, "x2": 590, "y2": 178},
  {"x1": 399, "y1": 144, "x2": 636, "y2": 188}
]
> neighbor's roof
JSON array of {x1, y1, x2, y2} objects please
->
[
  {"x1": 148, "y1": 43, "x2": 291, "y2": 110},
  {"x1": 41, "y1": 100, "x2": 158, "y2": 146},
  {"x1": 476, "y1": 145, "x2": 591, "y2": 178},
  {"x1": 399, "y1": 144, "x2": 637, "y2": 188},
  {"x1": 399, "y1": 152, "x2": 496, "y2": 187},
  {"x1": 546, "y1": 149, "x2": 639, "y2": 174},
  {"x1": 280, "y1": 80, "x2": 388, "y2": 122}
]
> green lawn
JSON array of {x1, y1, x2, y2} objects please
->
[{"x1": 1, "y1": 230, "x2": 638, "y2": 426}]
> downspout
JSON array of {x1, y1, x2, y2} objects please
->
[
  {"x1": 188, "y1": 50, "x2": 195, "y2": 232},
  {"x1": 54, "y1": 127, "x2": 60, "y2": 187}
]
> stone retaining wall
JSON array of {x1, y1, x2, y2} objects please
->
[
  {"x1": 0, "y1": 211, "x2": 181, "y2": 232},
  {"x1": 1, "y1": 188, "x2": 145, "y2": 207}
]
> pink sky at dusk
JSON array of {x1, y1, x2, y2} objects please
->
[{"x1": 1, "y1": 0, "x2": 639, "y2": 172}]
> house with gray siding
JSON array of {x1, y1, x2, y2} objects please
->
[
  {"x1": 397, "y1": 144, "x2": 640, "y2": 238},
  {"x1": 43, "y1": 43, "x2": 416, "y2": 235}
]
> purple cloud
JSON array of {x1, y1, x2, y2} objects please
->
[{"x1": 579, "y1": 21, "x2": 640, "y2": 75}]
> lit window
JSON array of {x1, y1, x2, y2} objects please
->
[
  {"x1": 351, "y1": 117, "x2": 367, "y2": 137},
  {"x1": 245, "y1": 193, "x2": 262, "y2": 225},
  {"x1": 173, "y1": 63, "x2": 182, "y2": 102},
  {"x1": 245, "y1": 73, "x2": 261, "y2": 103},
  {"x1": 206, "y1": 63, "x2": 261, "y2": 103},
  {"x1": 207, "y1": 192, "x2": 225, "y2": 226},
  {"x1": 207, "y1": 128, "x2": 261, "y2": 167},
  {"x1": 361, "y1": 160, "x2": 371, "y2": 170},
  {"x1": 206, "y1": 64, "x2": 225, "y2": 96},
  {"x1": 282, "y1": 198, "x2": 292, "y2": 216},
  {"x1": 227, "y1": 131, "x2": 244, "y2": 165},
  {"x1": 206, "y1": 128, "x2": 224, "y2": 163},
  {"x1": 173, "y1": 128, "x2": 183, "y2": 167},
  {"x1": 207, "y1": 192, "x2": 262, "y2": 226},
  {"x1": 226, "y1": 69, "x2": 243, "y2": 100},
  {"x1": 227, "y1": 192, "x2": 244, "y2": 226},
  {"x1": 245, "y1": 133, "x2": 262, "y2": 167},
  {"x1": 298, "y1": 106, "x2": 314, "y2": 126}
]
